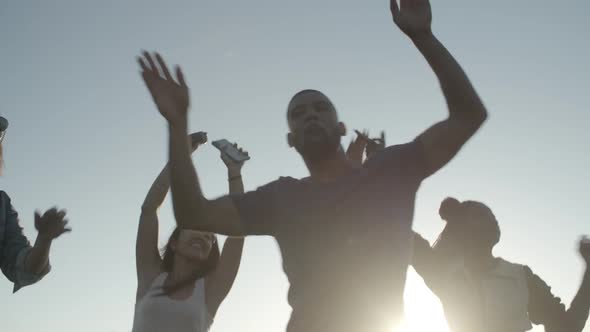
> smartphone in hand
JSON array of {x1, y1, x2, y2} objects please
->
[{"x1": 212, "y1": 139, "x2": 250, "y2": 163}]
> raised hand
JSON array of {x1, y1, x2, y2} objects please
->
[
  {"x1": 190, "y1": 131, "x2": 208, "y2": 151},
  {"x1": 34, "y1": 208, "x2": 71, "y2": 241},
  {"x1": 390, "y1": 0, "x2": 432, "y2": 39},
  {"x1": 366, "y1": 131, "x2": 386, "y2": 159},
  {"x1": 138, "y1": 51, "x2": 189, "y2": 126},
  {"x1": 346, "y1": 130, "x2": 370, "y2": 164},
  {"x1": 579, "y1": 236, "x2": 590, "y2": 265},
  {"x1": 220, "y1": 143, "x2": 249, "y2": 176}
]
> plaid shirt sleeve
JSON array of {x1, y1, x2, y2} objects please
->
[{"x1": 0, "y1": 191, "x2": 50, "y2": 292}]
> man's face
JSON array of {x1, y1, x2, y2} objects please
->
[{"x1": 287, "y1": 90, "x2": 343, "y2": 161}]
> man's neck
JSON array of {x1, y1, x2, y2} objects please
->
[{"x1": 305, "y1": 147, "x2": 353, "y2": 183}]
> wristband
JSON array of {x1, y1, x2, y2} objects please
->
[{"x1": 228, "y1": 175, "x2": 242, "y2": 182}]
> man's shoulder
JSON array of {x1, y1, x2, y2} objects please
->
[
  {"x1": 365, "y1": 140, "x2": 426, "y2": 174},
  {"x1": 496, "y1": 257, "x2": 525, "y2": 269},
  {"x1": 381, "y1": 140, "x2": 423, "y2": 157},
  {"x1": 251, "y1": 176, "x2": 301, "y2": 194},
  {"x1": 494, "y1": 257, "x2": 529, "y2": 280},
  {"x1": 268, "y1": 176, "x2": 302, "y2": 186},
  {"x1": 276, "y1": 175, "x2": 300, "y2": 182}
]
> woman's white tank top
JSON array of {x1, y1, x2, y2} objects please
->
[{"x1": 132, "y1": 273, "x2": 213, "y2": 332}]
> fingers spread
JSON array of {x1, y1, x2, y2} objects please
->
[
  {"x1": 137, "y1": 57, "x2": 149, "y2": 72},
  {"x1": 155, "y1": 53, "x2": 174, "y2": 81},
  {"x1": 175, "y1": 66, "x2": 187, "y2": 87},
  {"x1": 143, "y1": 51, "x2": 158, "y2": 75},
  {"x1": 44, "y1": 208, "x2": 58, "y2": 219}
]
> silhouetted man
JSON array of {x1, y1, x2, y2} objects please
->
[{"x1": 138, "y1": 1, "x2": 488, "y2": 330}]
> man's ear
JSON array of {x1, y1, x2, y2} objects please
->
[{"x1": 287, "y1": 132, "x2": 294, "y2": 148}]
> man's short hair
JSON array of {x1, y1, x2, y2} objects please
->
[{"x1": 287, "y1": 89, "x2": 334, "y2": 122}]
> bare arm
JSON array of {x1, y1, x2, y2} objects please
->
[
  {"x1": 413, "y1": 35, "x2": 488, "y2": 176},
  {"x1": 391, "y1": 0, "x2": 487, "y2": 176},
  {"x1": 206, "y1": 144, "x2": 248, "y2": 315},
  {"x1": 206, "y1": 236, "x2": 244, "y2": 316},
  {"x1": 135, "y1": 164, "x2": 169, "y2": 297},
  {"x1": 137, "y1": 52, "x2": 244, "y2": 236},
  {"x1": 168, "y1": 125, "x2": 244, "y2": 235},
  {"x1": 136, "y1": 132, "x2": 208, "y2": 299}
]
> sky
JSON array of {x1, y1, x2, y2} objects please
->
[{"x1": 0, "y1": 0, "x2": 589, "y2": 331}]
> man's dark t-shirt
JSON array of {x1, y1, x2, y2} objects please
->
[{"x1": 232, "y1": 141, "x2": 429, "y2": 332}]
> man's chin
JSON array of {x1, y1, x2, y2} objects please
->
[
  {"x1": 299, "y1": 143, "x2": 339, "y2": 162},
  {"x1": 300, "y1": 150, "x2": 326, "y2": 162}
]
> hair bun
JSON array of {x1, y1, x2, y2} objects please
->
[{"x1": 439, "y1": 197, "x2": 462, "y2": 222}]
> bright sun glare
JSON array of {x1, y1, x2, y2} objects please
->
[{"x1": 394, "y1": 270, "x2": 450, "y2": 332}]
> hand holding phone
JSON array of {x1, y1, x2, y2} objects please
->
[{"x1": 212, "y1": 139, "x2": 250, "y2": 163}]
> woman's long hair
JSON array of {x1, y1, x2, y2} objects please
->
[
  {"x1": 432, "y1": 197, "x2": 500, "y2": 261},
  {"x1": 158, "y1": 227, "x2": 220, "y2": 296}
]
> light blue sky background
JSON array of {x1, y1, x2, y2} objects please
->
[{"x1": 0, "y1": 1, "x2": 588, "y2": 331}]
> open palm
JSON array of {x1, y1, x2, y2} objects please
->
[
  {"x1": 138, "y1": 52, "x2": 189, "y2": 126},
  {"x1": 35, "y1": 208, "x2": 71, "y2": 240},
  {"x1": 390, "y1": 0, "x2": 432, "y2": 38}
]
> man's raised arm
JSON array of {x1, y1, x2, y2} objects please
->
[
  {"x1": 391, "y1": 0, "x2": 488, "y2": 176},
  {"x1": 137, "y1": 51, "x2": 244, "y2": 236}
]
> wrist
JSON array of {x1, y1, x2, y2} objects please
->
[
  {"x1": 228, "y1": 173, "x2": 242, "y2": 181},
  {"x1": 168, "y1": 118, "x2": 188, "y2": 133},
  {"x1": 410, "y1": 30, "x2": 435, "y2": 45},
  {"x1": 227, "y1": 168, "x2": 242, "y2": 178},
  {"x1": 35, "y1": 234, "x2": 53, "y2": 245}
]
